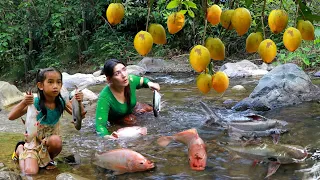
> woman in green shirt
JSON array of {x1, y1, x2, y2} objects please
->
[{"x1": 95, "y1": 59, "x2": 160, "y2": 137}]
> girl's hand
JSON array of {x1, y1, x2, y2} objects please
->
[
  {"x1": 147, "y1": 82, "x2": 160, "y2": 91},
  {"x1": 23, "y1": 93, "x2": 34, "y2": 106},
  {"x1": 75, "y1": 91, "x2": 84, "y2": 102}
]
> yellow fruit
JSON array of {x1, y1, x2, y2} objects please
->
[
  {"x1": 207, "y1": 5, "x2": 222, "y2": 26},
  {"x1": 196, "y1": 73, "x2": 212, "y2": 94},
  {"x1": 205, "y1": 37, "x2": 225, "y2": 60},
  {"x1": 283, "y1": 27, "x2": 302, "y2": 52},
  {"x1": 258, "y1": 39, "x2": 277, "y2": 63},
  {"x1": 220, "y1": 10, "x2": 234, "y2": 30},
  {"x1": 246, "y1": 32, "x2": 263, "y2": 53},
  {"x1": 297, "y1": 20, "x2": 315, "y2": 41},
  {"x1": 189, "y1": 45, "x2": 211, "y2": 72},
  {"x1": 134, "y1": 31, "x2": 153, "y2": 56},
  {"x1": 212, "y1": 71, "x2": 229, "y2": 93},
  {"x1": 148, "y1": 24, "x2": 166, "y2": 45},
  {"x1": 268, "y1": 9, "x2": 288, "y2": 34},
  {"x1": 167, "y1": 12, "x2": 185, "y2": 34},
  {"x1": 106, "y1": 3, "x2": 125, "y2": 26},
  {"x1": 231, "y1": 8, "x2": 252, "y2": 36}
]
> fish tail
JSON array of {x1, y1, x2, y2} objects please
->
[
  {"x1": 140, "y1": 127, "x2": 147, "y2": 135},
  {"x1": 157, "y1": 136, "x2": 173, "y2": 147}
]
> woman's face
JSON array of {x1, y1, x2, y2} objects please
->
[{"x1": 110, "y1": 63, "x2": 129, "y2": 87}]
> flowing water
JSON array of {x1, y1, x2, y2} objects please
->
[{"x1": 0, "y1": 73, "x2": 320, "y2": 180}]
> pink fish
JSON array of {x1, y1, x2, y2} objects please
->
[
  {"x1": 94, "y1": 148, "x2": 154, "y2": 175},
  {"x1": 105, "y1": 126, "x2": 147, "y2": 140},
  {"x1": 157, "y1": 128, "x2": 207, "y2": 171}
]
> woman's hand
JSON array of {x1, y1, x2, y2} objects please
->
[
  {"x1": 147, "y1": 82, "x2": 160, "y2": 91},
  {"x1": 75, "y1": 91, "x2": 84, "y2": 102},
  {"x1": 23, "y1": 93, "x2": 34, "y2": 106}
]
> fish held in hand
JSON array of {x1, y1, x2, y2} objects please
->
[
  {"x1": 105, "y1": 126, "x2": 147, "y2": 140},
  {"x1": 25, "y1": 91, "x2": 39, "y2": 143},
  {"x1": 94, "y1": 148, "x2": 154, "y2": 175},
  {"x1": 157, "y1": 128, "x2": 207, "y2": 171},
  {"x1": 72, "y1": 86, "x2": 83, "y2": 130},
  {"x1": 153, "y1": 90, "x2": 161, "y2": 117}
]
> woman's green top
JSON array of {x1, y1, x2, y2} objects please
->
[
  {"x1": 34, "y1": 97, "x2": 65, "y2": 126},
  {"x1": 95, "y1": 74, "x2": 150, "y2": 137}
]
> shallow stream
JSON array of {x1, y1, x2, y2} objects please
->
[{"x1": 0, "y1": 73, "x2": 320, "y2": 180}]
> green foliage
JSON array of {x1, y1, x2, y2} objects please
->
[{"x1": 166, "y1": 0, "x2": 197, "y2": 18}]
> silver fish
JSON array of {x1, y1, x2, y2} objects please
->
[
  {"x1": 72, "y1": 86, "x2": 83, "y2": 130},
  {"x1": 153, "y1": 90, "x2": 161, "y2": 117},
  {"x1": 25, "y1": 92, "x2": 38, "y2": 143},
  {"x1": 228, "y1": 119, "x2": 288, "y2": 131},
  {"x1": 225, "y1": 142, "x2": 308, "y2": 178},
  {"x1": 228, "y1": 126, "x2": 288, "y2": 144}
]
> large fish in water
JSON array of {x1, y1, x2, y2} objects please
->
[
  {"x1": 157, "y1": 128, "x2": 207, "y2": 171},
  {"x1": 104, "y1": 126, "x2": 147, "y2": 140},
  {"x1": 224, "y1": 141, "x2": 308, "y2": 178},
  {"x1": 25, "y1": 91, "x2": 39, "y2": 143},
  {"x1": 228, "y1": 125, "x2": 288, "y2": 144},
  {"x1": 93, "y1": 148, "x2": 154, "y2": 175}
]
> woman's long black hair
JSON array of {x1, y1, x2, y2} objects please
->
[
  {"x1": 36, "y1": 68, "x2": 65, "y2": 119},
  {"x1": 101, "y1": 59, "x2": 131, "y2": 108}
]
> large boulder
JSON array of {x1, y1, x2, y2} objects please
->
[
  {"x1": 62, "y1": 72, "x2": 106, "y2": 89},
  {"x1": 0, "y1": 81, "x2": 24, "y2": 109},
  {"x1": 137, "y1": 57, "x2": 166, "y2": 73},
  {"x1": 56, "y1": 173, "x2": 89, "y2": 180},
  {"x1": 219, "y1": 60, "x2": 269, "y2": 78},
  {"x1": 233, "y1": 63, "x2": 320, "y2": 111}
]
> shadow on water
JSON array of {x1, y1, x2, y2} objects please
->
[{"x1": 0, "y1": 73, "x2": 320, "y2": 179}]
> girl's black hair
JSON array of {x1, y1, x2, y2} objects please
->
[
  {"x1": 102, "y1": 59, "x2": 131, "y2": 108},
  {"x1": 36, "y1": 67, "x2": 65, "y2": 119}
]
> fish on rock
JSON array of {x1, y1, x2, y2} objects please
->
[
  {"x1": 228, "y1": 125, "x2": 288, "y2": 144},
  {"x1": 223, "y1": 141, "x2": 308, "y2": 178},
  {"x1": 104, "y1": 126, "x2": 147, "y2": 140},
  {"x1": 157, "y1": 128, "x2": 207, "y2": 171},
  {"x1": 94, "y1": 148, "x2": 154, "y2": 175}
]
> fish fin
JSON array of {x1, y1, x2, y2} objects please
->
[
  {"x1": 157, "y1": 136, "x2": 173, "y2": 147},
  {"x1": 271, "y1": 133, "x2": 280, "y2": 144},
  {"x1": 139, "y1": 127, "x2": 147, "y2": 136},
  {"x1": 266, "y1": 161, "x2": 281, "y2": 179},
  {"x1": 112, "y1": 171, "x2": 126, "y2": 175},
  {"x1": 21, "y1": 118, "x2": 25, "y2": 125}
]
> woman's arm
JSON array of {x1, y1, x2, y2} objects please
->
[
  {"x1": 7, "y1": 93, "x2": 33, "y2": 120},
  {"x1": 95, "y1": 95, "x2": 111, "y2": 137},
  {"x1": 139, "y1": 77, "x2": 160, "y2": 91}
]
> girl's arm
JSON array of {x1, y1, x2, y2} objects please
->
[
  {"x1": 8, "y1": 94, "x2": 34, "y2": 120},
  {"x1": 65, "y1": 91, "x2": 86, "y2": 118}
]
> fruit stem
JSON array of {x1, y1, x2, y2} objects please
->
[
  {"x1": 280, "y1": 0, "x2": 283, "y2": 9},
  {"x1": 146, "y1": 0, "x2": 152, "y2": 31},
  {"x1": 295, "y1": 0, "x2": 299, "y2": 27},
  {"x1": 202, "y1": 0, "x2": 208, "y2": 45},
  {"x1": 208, "y1": 60, "x2": 214, "y2": 75},
  {"x1": 261, "y1": 0, "x2": 266, "y2": 39}
]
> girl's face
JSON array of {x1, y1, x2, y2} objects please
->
[
  {"x1": 109, "y1": 63, "x2": 129, "y2": 87},
  {"x1": 37, "y1": 71, "x2": 62, "y2": 97}
]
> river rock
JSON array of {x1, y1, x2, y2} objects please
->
[
  {"x1": 233, "y1": 63, "x2": 320, "y2": 111},
  {"x1": 0, "y1": 81, "x2": 24, "y2": 109},
  {"x1": 137, "y1": 57, "x2": 166, "y2": 73},
  {"x1": 314, "y1": 71, "x2": 320, "y2": 77},
  {"x1": 231, "y1": 85, "x2": 246, "y2": 92},
  {"x1": 0, "y1": 171, "x2": 21, "y2": 180},
  {"x1": 219, "y1": 60, "x2": 269, "y2": 78},
  {"x1": 56, "y1": 173, "x2": 89, "y2": 180},
  {"x1": 127, "y1": 65, "x2": 147, "y2": 76},
  {"x1": 62, "y1": 72, "x2": 106, "y2": 89}
]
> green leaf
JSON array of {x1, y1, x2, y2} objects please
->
[
  {"x1": 179, "y1": 10, "x2": 187, "y2": 14},
  {"x1": 245, "y1": 0, "x2": 253, "y2": 8},
  {"x1": 185, "y1": 1, "x2": 197, "y2": 9},
  {"x1": 166, "y1": 0, "x2": 180, "y2": 9},
  {"x1": 187, "y1": 9, "x2": 194, "y2": 18}
]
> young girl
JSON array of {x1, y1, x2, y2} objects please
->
[
  {"x1": 8, "y1": 68, "x2": 85, "y2": 175},
  {"x1": 95, "y1": 59, "x2": 160, "y2": 138}
]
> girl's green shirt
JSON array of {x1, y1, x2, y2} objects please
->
[{"x1": 95, "y1": 75, "x2": 150, "y2": 137}]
